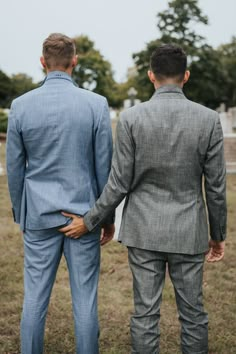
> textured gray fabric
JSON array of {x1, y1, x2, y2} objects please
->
[
  {"x1": 128, "y1": 247, "x2": 208, "y2": 354},
  {"x1": 84, "y1": 85, "x2": 227, "y2": 254}
]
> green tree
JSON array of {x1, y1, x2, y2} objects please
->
[
  {"x1": 185, "y1": 46, "x2": 227, "y2": 109},
  {"x1": 133, "y1": 39, "x2": 161, "y2": 102},
  {"x1": 0, "y1": 109, "x2": 8, "y2": 133},
  {"x1": 0, "y1": 71, "x2": 37, "y2": 108},
  {"x1": 72, "y1": 35, "x2": 120, "y2": 107},
  {"x1": 0, "y1": 70, "x2": 13, "y2": 108},
  {"x1": 11, "y1": 73, "x2": 37, "y2": 101},
  {"x1": 218, "y1": 37, "x2": 236, "y2": 107},
  {"x1": 110, "y1": 67, "x2": 141, "y2": 107},
  {"x1": 157, "y1": 0, "x2": 208, "y2": 54},
  {"x1": 132, "y1": 0, "x2": 226, "y2": 108}
]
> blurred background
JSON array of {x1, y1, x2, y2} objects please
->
[
  {"x1": 1, "y1": 0, "x2": 236, "y2": 169},
  {"x1": 0, "y1": 1, "x2": 236, "y2": 353},
  {"x1": 0, "y1": 0, "x2": 236, "y2": 110}
]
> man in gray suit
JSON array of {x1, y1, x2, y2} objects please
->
[
  {"x1": 62, "y1": 44, "x2": 227, "y2": 353},
  {"x1": 6, "y1": 33, "x2": 115, "y2": 354}
]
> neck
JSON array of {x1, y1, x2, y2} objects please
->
[
  {"x1": 154, "y1": 80, "x2": 183, "y2": 90},
  {"x1": 46, "y1": 67, "x2": 73, "y2": 76}
]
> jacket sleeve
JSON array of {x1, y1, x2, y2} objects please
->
[
  {"x1": 93, "y1": 99, "x2": 114, "y2": 225},
  {"x1": 6, "y1": 102, "x2": 26, "y2": 223},
  {"x1": 84, "y1": 113, "x2": 135, "y2": 231},
  {"x1": 203, "y1": 113, "x2": 227, "y2": 241}
]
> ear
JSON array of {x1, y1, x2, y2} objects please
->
[
  {"x1": 72, "y1": 55, "x2": 78, "y2": 68},
  {"x1": 183, "y1": 70, "x2": 190, "y2": 84},
  {"x1": 148, "y1": 70, "x2": 156, "y2": 84},
  {"x1": 40, "y1": 56, "x2": 46, "y2": 68}
]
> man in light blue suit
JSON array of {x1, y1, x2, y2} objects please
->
[{"x1": 6, "y1": 33, "x2": 115, "y2": 354}]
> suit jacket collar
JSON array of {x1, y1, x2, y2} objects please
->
[
  {"x1": 40, "y1": 71, "x2": 79, "y2": 87},
  {"x1": 46, "y1": 71, "x2": 73, "y2": 82},
  {"x1": 151, "y1": 84, "x2": 185, "y2": 100}
]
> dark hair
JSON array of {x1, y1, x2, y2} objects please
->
[
  {"x1": 43, "y1": 33, "x2": 76, "y2": 69},
  {"x1": 150, "y1": 44, "x2": 187, "y2": 82}
]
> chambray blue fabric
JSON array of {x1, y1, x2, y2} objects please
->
[
  {"x1": 21, "y1": 227, "x2": 101, "y2": 354},
  {"x1": 6, "y1": 71, "x2": 113, "y2": 231},
  {"x1": 6, "y1": 71, "x2": 113, "y2": 353}
]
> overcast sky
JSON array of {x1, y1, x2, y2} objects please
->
[{"x1": 0, "y1": 0, "x2": 235, "y2": 83}]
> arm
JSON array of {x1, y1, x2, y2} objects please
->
[
  {"x1": 6, "y1": 102, "x2": 26, "y2": 223},
  {"x1": 203, "y1": 114, "x2": 227, "y2": 241},
  {"x1": 84, "y1": 113, "x2": 135, "y2": 231},
  {"x1": 94, "y1": 99, "x2": 114, "y2": 225},
  {"x1": 203, "y1": 114, "x2": 227, "y2": 261},
  {"x1": 59, "y1": 112, "x2": 135, "y2": 237}
]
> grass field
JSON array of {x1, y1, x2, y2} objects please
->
[{"x1": 0, "y1": 141, "x2": 236, "y2": 353}]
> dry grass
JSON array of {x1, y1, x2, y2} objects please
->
[{"x1": 0, "y1": 141, "x2": 236, "y2": 353}]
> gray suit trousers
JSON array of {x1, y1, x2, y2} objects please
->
[{"x1": 128, "y1": 248, "x2": 208, "y2": 354}]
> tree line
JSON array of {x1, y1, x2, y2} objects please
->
[{"x1": 0, "y1": 0, "x2": 236, "y2": 112}]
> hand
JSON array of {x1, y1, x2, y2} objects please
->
[
  {"x1": 58, "y1": 212, "x2": 88, "y2": 238},
  {"x1": 100, "y1": 224, "x2": 115, "y2": 246},
  {"x1": 206, "y1": 240, "x2": 225, "y2": 262}
]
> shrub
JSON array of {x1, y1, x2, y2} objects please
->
[{"x1": 0, "y1": 110, "x2": 8, "y2": 133}]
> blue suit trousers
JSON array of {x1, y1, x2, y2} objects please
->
[{"x1": 21, "y1": 226, "x2": 100, "y2": 354}]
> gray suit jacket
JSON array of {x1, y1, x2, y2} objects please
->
[
  {"x1": 84, "y1": 85, "x2": 227, "y2": 254},
  {"x1": 6, "y1": 71, "x2": 114, "y2": 231}
]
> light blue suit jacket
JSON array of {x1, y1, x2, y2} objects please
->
[{"x1": 6, "y1": 71, "x2": 113, "y2": 230}]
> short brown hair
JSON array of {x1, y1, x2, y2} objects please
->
[{"x1": 42, "y1": 33, "x2": 76, "y2": 69}]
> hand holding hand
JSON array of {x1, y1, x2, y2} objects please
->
[
  {"x1": 58, "y1": 212, "x2": 88, "y2": 238},
  {"x1": 206, "y1": 240, "x2": 225, "y2": 263},
  {"x1": 100, "y1": 224, "x2": 115, "y2": 246}
]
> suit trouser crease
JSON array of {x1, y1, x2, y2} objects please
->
[
  {"x1": 21, "y1": 227, "x2": 100, "y2": 354},
  {"x1": 128, "y1": 247, "x2": 208, "y2": 354}
]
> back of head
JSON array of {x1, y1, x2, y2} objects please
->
[
  {"x1": 42, "y1": 33, "x2": 76, "y2": 70},
  {"x1": 150, "y1": 44, "x2": 187, "y2": 83}
]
